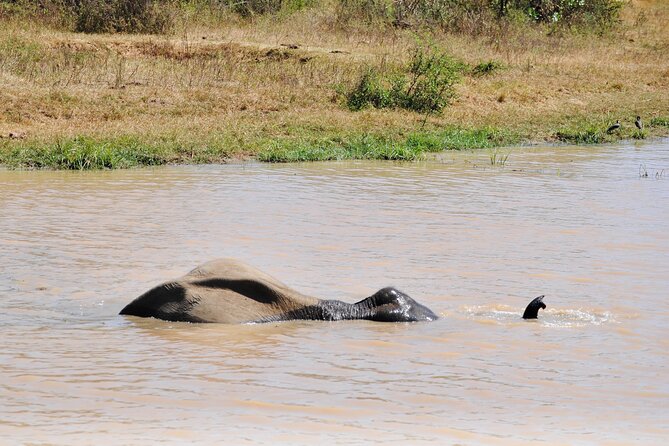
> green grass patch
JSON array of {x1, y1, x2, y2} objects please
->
[
  {"x1": 0, "y1": 35, "x2": 46, "y2": 72},
  {"x1": 631, "y1": 130, "x2": 646, "y2": 140},
  {"x1": 257, "y1": 135, "x2": 423, "y2": 162},
  {"x1": 0, "y1": 36, "x2": 43, "y2": 59},
  {"x1": 650, "y1": 116, "x2": 669, "y2": 127},
  {"x1": 552, "y1": 117, "x2": 625, "y2": 144},
  {"x1": 471, "y1": 60, "x2": 504, "y2": 77},
  {"x1": 257, "y1": 127, "x2": 517, "y2": 163},
  {"x1": 554, "y1": 126, "x2": 607, "y2": 144},
  {"x1": 405, "y1": 127, "x2": 514, "y2": 151},
  {"x1": 0, "y1": 128, "x2": 518, "y2": 168},
  {"x1": 0, "y1": 135, "x2": 232, "y2": 170},
  {"x1": 554, "y1": 116, "x2": 669, "y2": 144}
]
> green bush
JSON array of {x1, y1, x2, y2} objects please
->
[
  {"x1": 0, "y1": 0, "x2": 624, "y2": 33},
  {"x1": 346, "y1": 46, "x2": 463, "y2": 114},
  {"x1": 400, "y1": 47, "x2": 463, "y2": 113},
  {"x1": 232, "y1": 0, "x2": 282, "y2": 16},
  {"x1": 346, "y1": 69, "x2": 394, "y2": 110},
  {"x1": 472, "y1": 60, "x2": 504, "y2": 76},
  {"x1": 334, "y1": 0, "x2": 622, "y2": 32},
  {"x1": 334, "y1": 0, "x2": 494, "y2": 33},
  {"x1": 75, "y1": 0, "x2": 172, "y2": 34},
  {"x1": 399, "y1": 0, "x2": 494, "y2": 31},
  {"x1": 0, "y1": 0, "x2": 77, "y2": 27},
  {"x1": 335, "y1": 0, "x2": 393, "y2": 25},
  {"x1": 520, "y1": 0, "x2": 624, "y2": 27},
  {"x1": 231, "y1": 0, "x2": 312, "y2": 17}
]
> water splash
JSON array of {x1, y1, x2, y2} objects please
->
[
  {"x1": 461, "y1": 305, "x2": 616, "y2": 327},
  {"x1": 541, "y1": 308, "x2": 616, "y2": 327}
]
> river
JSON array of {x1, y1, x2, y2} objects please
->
[{"x1": 1, "y1": 141, "x2": 668, "y2": 445}]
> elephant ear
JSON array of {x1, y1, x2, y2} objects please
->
[{"x1": 120, "y1": 282, "x2": 206, "y2": 322}]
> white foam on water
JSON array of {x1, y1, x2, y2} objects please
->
[{"x1": 460, "y1": 305, "x2": 617, "y2": 327}]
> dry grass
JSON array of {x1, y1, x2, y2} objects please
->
[{"x1": 1, "y1": 0, "x2": 668, "y2": 166}]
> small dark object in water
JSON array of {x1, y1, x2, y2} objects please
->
[
  {"x1": 635, "y1": 116, "x2": 643, "y2": 130},
  {"x1": 522, "y1": 295, "x2": 546, "y2": 319},
  {"x1": 607, "y1": 120, "x2": 621, "y2": 133}
]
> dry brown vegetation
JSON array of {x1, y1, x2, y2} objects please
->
[{"x1": 0, "y1": 0, "x2": 668, "y2": 166}]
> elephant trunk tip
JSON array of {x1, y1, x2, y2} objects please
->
[{"x1": 522, "y1": 295, "x2": 546, "y2": 320}]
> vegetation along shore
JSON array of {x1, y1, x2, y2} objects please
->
[{"x1": 0, "y1": 0, "x2": 668, "y2": 169}]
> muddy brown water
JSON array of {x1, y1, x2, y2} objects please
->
[{"x1": 1, "y1": 141, "x2": 668, "y2": 445}]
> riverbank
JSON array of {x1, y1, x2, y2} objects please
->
[{"x1": 1, "y1": 1, "x2": 668, "y2": 169}]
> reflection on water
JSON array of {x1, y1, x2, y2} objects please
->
[{"x1": 1, "y1": 141, "x2": 669, "y2": 445}]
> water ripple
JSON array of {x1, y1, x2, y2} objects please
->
[{"x1": 1, "y1": 141, "x2": 669, "y2": 444}]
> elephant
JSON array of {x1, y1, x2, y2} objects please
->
[{"x1": 120, "y1": 258, "x2": 438, "y2": 324}]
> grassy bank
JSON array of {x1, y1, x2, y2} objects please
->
[{"x1": 1, "y1": 1, "x2": 668, "y2": 169}]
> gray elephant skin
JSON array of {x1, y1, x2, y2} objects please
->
[{"x1": 120, "y1": 259, "x2": 438, "y2": 324}]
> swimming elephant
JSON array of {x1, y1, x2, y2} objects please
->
[{"x1": 120, "y1": 258, "x2": 438, "y2": 324}]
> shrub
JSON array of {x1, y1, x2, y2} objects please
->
[
  {"x1": 334, "y1": 0, "x2": 496, "y2": 33},
  {"x1": 231, "y1": 0, "x2": 313, "y2": 17},
  {"x1": 472, "y1": 60, "x2": 504, "y2": 76},
  {"x1": 333, "y1": 0, "x2": 622, "y2": 33},
  {"x1": 399, "y1": 47, "x2": 463, "y2": 113},
  {"x1": 75, "y1": 0, "x2": 172, "y2": 34},
  {"x1": 335, "y1": 0, "x2": 393, "y2": 26},
  {"x1": 520, "y1": 0, "x2": 624, "y2": 27},
  {"x1": 0, "y1": 0, "x2": 625, "y2": 33},
  {"x1": 398, "y1": 0, "x2": 495, "y2": 32},
  {"x1": 346, "y1": 46, "x2": 463, "y2": 114},
  {"x1": 232, "y1": 0, "x2": 282, "y2": 16},
  {"x1": 346, "y1": 69, "x2": 394, "y2": 111}
]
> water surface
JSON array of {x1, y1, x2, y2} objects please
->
[{"x1": 1, "y1": 141, "x2": 668, "y2": 445}]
